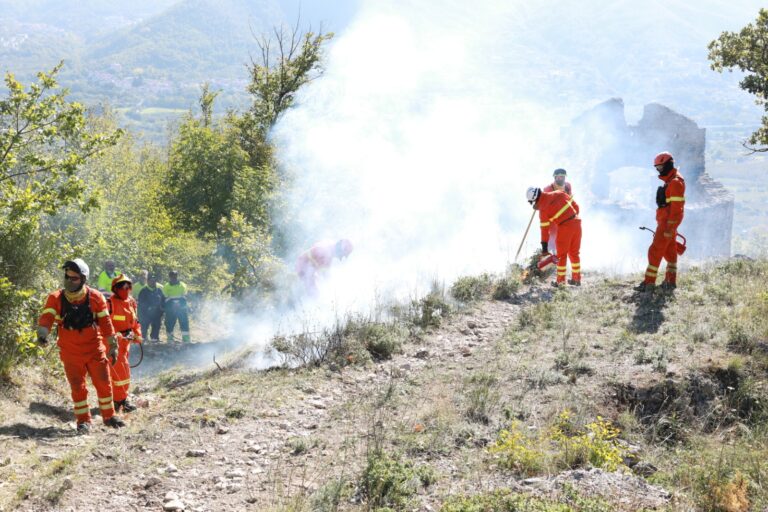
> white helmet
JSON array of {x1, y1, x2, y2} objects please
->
[
  {"x1": 526, "y1": 187, "x2": 541, "y2": 204},
  {"x1": 62, "y1": 258, "x2": 90, "y2": 280}
]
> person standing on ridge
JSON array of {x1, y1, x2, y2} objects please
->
[
  {"x1": 97, "y1": 260, "x2": 120, "y2": 294},
  {"x1": 164, "y1": 270, "x2": 190, "y2": 343},
  {"x1": 107, "y1": 275, "x2": 143, "y2": 412},
  {"x1": 527, "y1": 187, "x2": 582, "y2": 287},
  {"x1": 138, "y1": 272, "x2": 164, "y2": 342},
  {"x1": 295, "y1": 239, "x2": 354, "y2": 295},
  {"x1": 37, "y1": 259, "x2": 125, "y2": 434},
  {"x1": 132, "y1": 269, "x2": 148, "y2": 300},
  {"x1": 637, "y1": 151, "x2": 685, "y2": 292},
  {"x1": 542, "y1": 168, "x2": 573, "y2": 252}
]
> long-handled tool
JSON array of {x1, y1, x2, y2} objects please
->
[
  {"x1": 514, "y1": 210, "x2": 536, "y2": 262},
  {"x1": 639, "y1": 226, "x2": 687, "y2": 255}
]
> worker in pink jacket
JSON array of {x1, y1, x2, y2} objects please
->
[{"x1": 296, "y1": 239, "x2": 353, "y2": 295}]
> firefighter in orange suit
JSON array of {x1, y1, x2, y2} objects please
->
[
  {"x1": 542, "y1": 168, "x2": 573, "y2": 253},
  {"x1": 107, "y1": 275, "x2": 143, "y2": 412},
  {"x1": 36, "y1": 259, "x2": 125, "y2": 434},
  {"x1": 527, "y1": 187, "x2": 582, "y2": 286},
  {"x1": 637, "y1": 152, "x2": 685, "y2": 291}
]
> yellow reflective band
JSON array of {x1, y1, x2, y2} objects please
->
[
  {"x1": 74, "y1": 406, "x2": 89, "y2": 415},
  {"x1": 540, "y1": 222, "x2": 551, "y2": 227},
  {"x1": 99, "y1": 403, "x2": 114, "y2": 411},
  {"x1": 98, "y1": 396, "x2": 113, "y2": 403},
  {"x1": 647, "y1": 265, "x2": 658, "y2": 271},
  {"x1": 113, "y1": 379, "x2": 130, "y2": 387},
  {"x1": 571, "y1": 263, "x2": 581, "y2": 268},
  {"x1": 113, "y1": 315, "x2": 126, "y2": 321},
  {"x1": 557, "y1": 272, "x2": 567, "y2": 276},
  {"x1": 96, "y1": 311, "x2": 108, "y2": 318},
  {"x1": 73, "y1": 400, "x2": 88, "y2": 407},
  {"x1": 549, "y1": 199, "x2": 574, "y2": 222},
  {"x1": 646, "y1": 272, "x2": 657, "y2": 277},
  {"x1": 667, "y1": 269, "x2": 677, "y2": 273},
  {"x1": 667, "y1": 196, "x2": 685, "y2": 202},
  {"x1": 55, "y1": 315, "x2": 62, "y2": 321},
  {"x1": 556, "y1": 266, "x2": 567, "y2": 270},
  {"x1": 41, "y1": 307, "x2": 57, "y2": 316}
]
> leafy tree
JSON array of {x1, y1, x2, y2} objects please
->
[
  {"x1": 0, "y1": 63, "x2": 120, "y2": 378},
  {"x1": 709, "y1": 9, "x2": 768, "y2": 151},
  {"x1": 165, "y1": 104, "x2": 274, "y2": 238}
]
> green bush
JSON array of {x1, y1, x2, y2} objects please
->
[
  {"x1": 441, "y1": 487, "x2": 616, "y2": 512},
  {"x1": 358, "y1": 322, "x2": 407, "y2": 361},
  {"x1": 360, "y1": 451, "x2": 429, "y2": 509},
  {"x1": 451, "y1": 274, "x2": 493, "y2": 303}
]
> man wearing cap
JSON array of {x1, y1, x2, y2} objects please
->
[{"x1": 37, "y1": 259, "x2": 126, "y2": 434}]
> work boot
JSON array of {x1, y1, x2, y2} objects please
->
[
  {"x1": 115, "y1": 399, "x2": 137, "y2": 413},
  {"x1": 104, "y1": 416, "x2": 126, "y2": 429},
  {"x1": 634, "y1": 282, "x2": 654, "y2": 292},
  {"x1": 568, "y1": 279, "x2": 581, "y2": 286},
  {"x1": 76, "y1": 422, "x2": 91, "y2": 435},
  {"x1": 660, "y1": 281, "x2": 676, "y2": 291},
  {"x1": 551, "y1": 281, "x2": 565, "y2": 288}
]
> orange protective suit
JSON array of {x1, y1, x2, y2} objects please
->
[
  {"x1": 107, "y1": 295, "x2": 143, "y2": 403},
  {"x1": 538, "y1": 190, "x2": 581, "y2": 284},
  {"x1": 295, "y1": 242, "x2": 337, "y2": 295},
  {"x1": 38, "y1": 286, "x2": 117, "y2": 425},
  {"x1": 644, "y1": 169, "x2": 685, "y2": 285},
  {"x1": 542, "y1": 181, "x2": 573, "y2": 250}
]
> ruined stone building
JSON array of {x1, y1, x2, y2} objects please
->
[{"x1": 562, "y1": 98, "x2": 733, "y2": 259}]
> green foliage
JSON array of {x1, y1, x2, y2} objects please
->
[
  {"x1": 489, "y1": 411, "x2": 629, "y2": 476},
  {"x1": 0, "y1": 64, "x2": 119, "y2": 378},
  {"x1": 359, "y1": 451, "x2": 429, "y2": 510},
  {"x1": 451, "y1": 274, "x2": 493, "y2": 303},
  {"x1": 356, "y1": 322, "x2": 407, "y2": 361},
  {"x1": 709, "y1": 9, "x2": 768, "y2": 150},
  {"x1": 464, "y1": 372, "x2": 500, "y2": 424},
  {"x1": 441, "y1": 488, "x2": 617, "y2": 512},
  {"x1": 166, "y1": 109, "x2": 274, "y2": 237}
]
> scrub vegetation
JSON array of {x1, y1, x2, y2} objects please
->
[{"x1": 2, "y1": 260, "x2": 767, "y2": 510}]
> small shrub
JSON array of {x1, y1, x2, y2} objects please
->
[
  {"x1": 412, "y1": 292, "x2": 451, "y2": 329},
  {"x1": 312, "y1": 478, "x2": 353, "y2": 512},
  {"x1": 708, "y1": 472, "x2": 750, "y2": 512},
  {"x1": 451, "y1": 274, "x2": 493, "y2": 303},
  {"x1": 492, "y1": 269, "x2": 521, "y2": 300},
  {"x1": 464, "y1": 373, "x2": 500, "y2": 424},
  {"x1": 728, "y1": 323, "x2": 756, "y2": 354},
  {"x1": 359, "y1": 451, "x2": 421, "y2": 509},
  {"x1": 225, "y1": 407, "x2": 245, "y2": 419},
  {"x1": 488, "y1": 422, "x2": 545, "y2": 476},
  {"x1": 358, "y1": 322, "x2": 406, "y2": 361}
]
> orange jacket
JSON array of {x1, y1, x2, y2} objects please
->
[
  {"x1": 108, "y1": 295, "x2": 143, "y2": 342},
  {"x1": 655, "y1": 169, "x2": 685, "y2": 229},
  {"x1": 538, "y1": 190, "x2": 580, "y2": 243},
  {"x1": 543, "y1": 181, "x2": 573, "y2": 196},
  {"x1": 38, "y1": 286, "x2": 115, "y2": 357}
]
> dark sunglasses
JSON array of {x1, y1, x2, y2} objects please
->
[
  {"x1": 64, "y1": 274, "x2": 82, "y2": 282},
  {"x1": 115, "y1": 282, "x2": 132, "y2": 289}
]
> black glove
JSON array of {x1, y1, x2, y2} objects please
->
[
  {"x1": 541, "y1": 241, "x2": 548, "y2": 254},
  {"x1": 36, "y1": 326, "x2": 49, "y2": 345},
  {"x1": 37, "y1": 335, "x2": 48, "y2": 345}
]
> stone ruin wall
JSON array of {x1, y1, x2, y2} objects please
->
[{"x1": 563, "y1": 98, "x2": 734, "y2": 259}]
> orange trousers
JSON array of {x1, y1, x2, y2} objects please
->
[
  {"x1": 62, "y1": 353, "x2": 115, "y2": 424},
  {"x1": 644, "y1": 227, "x2": 678, "y2": 285},
  {"x1": 109, "y1": 335, "x2": 133, "y2": 402},
  {"x1": 555, "y1": 218, "x2": 581, "y2": 283}
]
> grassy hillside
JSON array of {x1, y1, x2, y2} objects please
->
[{"x1": 1, "y1": 260, "x2": 766, "y2": 510}]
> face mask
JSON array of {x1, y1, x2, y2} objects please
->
[
  {"x1": 555, "y1": 177, "x2": 565, "y2": 186},
  {"x1": 64, "y1": 274, "x2": 83, "y2": 293},
  {"x1": 115, "y1": 288, "x2": 130, "y2": 300}
]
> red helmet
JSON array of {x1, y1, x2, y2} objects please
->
[{"x1": 654, "y1": 152, "x2": 673, "y2": 167}]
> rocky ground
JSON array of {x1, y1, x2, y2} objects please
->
[{"x1": 1, "y1": 263, "x2": 766, "y2": 511}]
